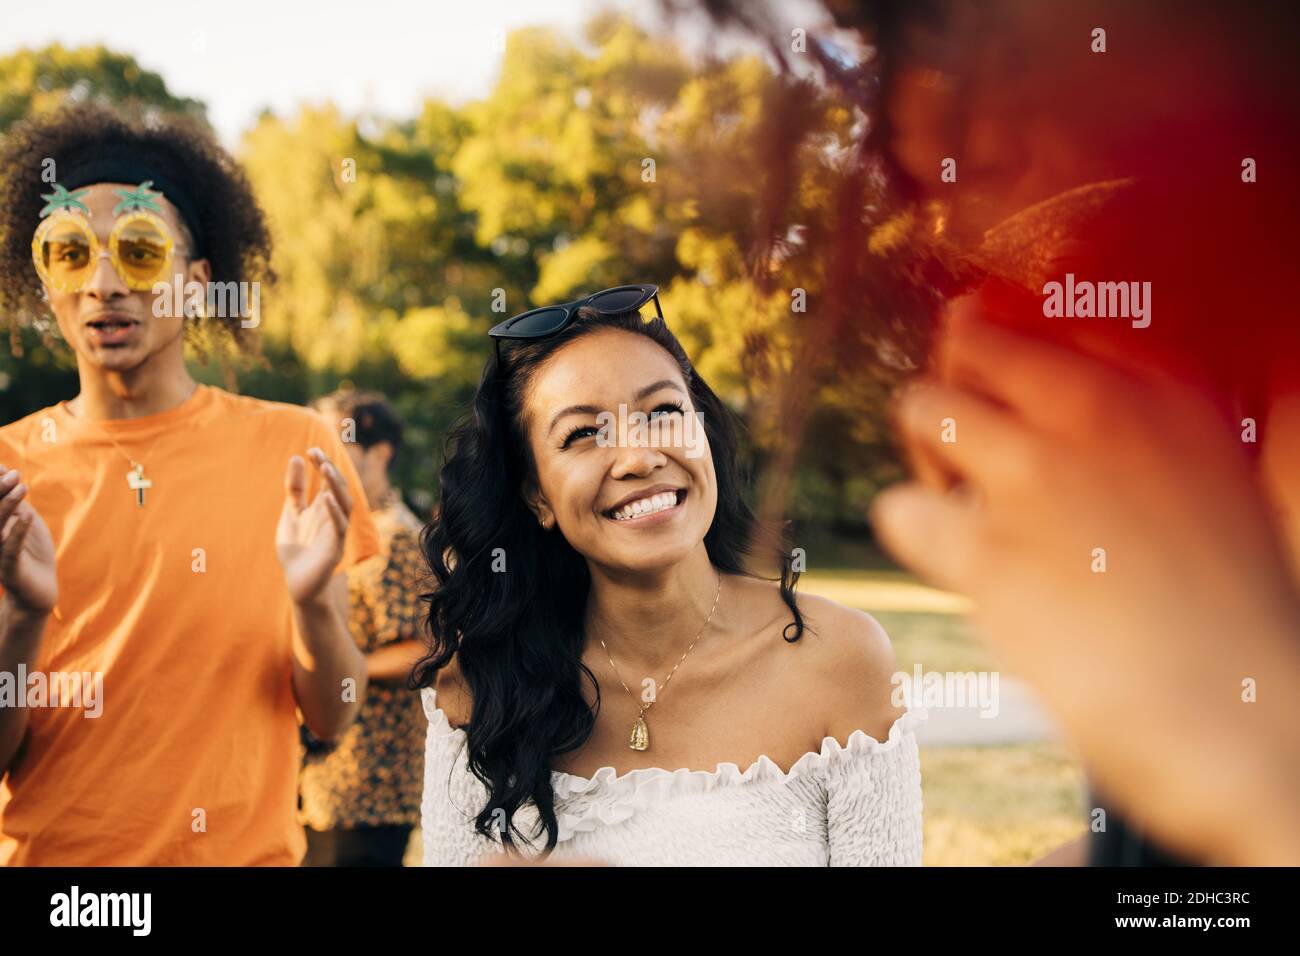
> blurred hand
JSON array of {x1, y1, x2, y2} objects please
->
[
  {"x1": 277, "y1": 448, "x2": 351, "y2": 604},
  {"x1": 871, "y1": 300, "x2": 1300, "y2": 865},
  {"x1": 0, "y1": 465, "x2": 57, "y2": 614}
]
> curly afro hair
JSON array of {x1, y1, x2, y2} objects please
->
[{"x1": 0, "y1": 102, "x2": 274, "y2": 361}]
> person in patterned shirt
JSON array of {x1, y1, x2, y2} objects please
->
[{"x1": 300, "y1": 389, "x2": 430, "y2": 866}]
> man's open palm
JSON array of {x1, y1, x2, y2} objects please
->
[
  {"x1": 276, "y1": 448, "x2": 351, "y2": 603},
  {"x1": 0, "y1": 466, "x2": 57, "y2": 613}
]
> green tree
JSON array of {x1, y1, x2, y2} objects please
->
[
  {"x1": 0, "y1": 44, "x2": 206, "y2": 133},
  {"x1": 2, "y1": 23, "x2": 951, "y2": 531}
]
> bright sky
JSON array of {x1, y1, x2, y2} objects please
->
[{"x1": 2, "y1": 0, "x2": 830, "y2": 148}]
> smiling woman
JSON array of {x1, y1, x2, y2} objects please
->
[{"x1": 414, "y1": 299, "x2": 926, "y2": 866}]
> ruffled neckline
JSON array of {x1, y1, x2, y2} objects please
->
[{"x1": 422, "y1": 687, "x2": 926, "y2": 843}]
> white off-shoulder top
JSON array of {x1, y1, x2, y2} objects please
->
[{"x1": 420, "y1": 688, "x2": 926, "y2": 866}]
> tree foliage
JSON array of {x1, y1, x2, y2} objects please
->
[{"x1": 1, "y1": 17, "x2": 948, "y2": 525}]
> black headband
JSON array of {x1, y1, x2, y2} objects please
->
[{"x1": 57, "y1": 152, "x2": 206, "y2": 257}]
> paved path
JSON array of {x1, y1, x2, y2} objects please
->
[{"x1": 913, "y1": 676, "x2": 1063, "y2": 748}]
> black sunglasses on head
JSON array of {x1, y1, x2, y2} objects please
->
[{"x1": 488, "y1": 284, "x2": 663, "y2": 356}]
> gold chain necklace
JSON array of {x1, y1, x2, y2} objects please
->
[{"x1": 597, "y1": 572, "x2": 723, "y2": 752}]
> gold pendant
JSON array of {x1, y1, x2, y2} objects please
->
[{"x1": 629, "y1": 714, "x2": 649, "y2": 751}]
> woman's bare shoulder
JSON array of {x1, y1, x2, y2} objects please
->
[
  {"x1": 433, "y1": 653, "x2": 473, "y2": 730},
  {"x1": 773, "y1": 582, "x2": 906, "y2": 744}
]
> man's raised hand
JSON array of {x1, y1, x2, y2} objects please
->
[
  {"x1": 276, "y1": 448, "x2": 352, "y2": 604},
  {"x1": 0, "y1": 465, "x2": 57, "y2": 614}
]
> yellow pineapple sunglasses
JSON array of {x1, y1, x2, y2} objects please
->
[{"x1": 31, "y1": 181, "x2": 181, "y2": 294}]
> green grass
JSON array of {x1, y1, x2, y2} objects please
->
[
  {"x1": 798, "y1": 569, "x2": 994, "y2": 673},
  {"x1": 921, "y1": 742, "x2": 1088, "y2": 866},
  {"x1": 870, "y1": 610, "x2": 996, "y2": 674}
]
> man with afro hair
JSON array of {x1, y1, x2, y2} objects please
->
[{"x1": 0, "y1": 104, "x2": 381, "y2": 865}]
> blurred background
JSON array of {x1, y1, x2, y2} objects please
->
[{"x1": 0, "y1": 0, "x2": 1085, "y2": 865}]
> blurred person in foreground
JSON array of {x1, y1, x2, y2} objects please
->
[
  {"x1": 859, "y1": 0, "x2": 1300, "y2": 864},
  {"x1": 300, "y1": 390, "x2": 429, "y2": 866}
]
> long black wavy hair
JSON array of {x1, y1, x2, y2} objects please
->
[{"x1": 411, "y1": 305, "x2": 805, "y2": 855}]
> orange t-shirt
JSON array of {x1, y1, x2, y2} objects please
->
[{"x1": 0, "y1": 385, "x2": 381, "y2": 865}]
